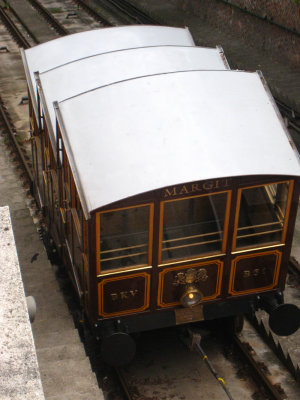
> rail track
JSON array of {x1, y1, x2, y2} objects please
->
[
  {"x1": 245, "y1": 258, "x2": 300, "y2": 385},
  {"x1": 26, "y1": 0, "x2": 69, "y2": 36},
  {"x1": 0, "y1": 97, "x2": 32, "y2": 183},
  {"x1": 0, "y1": 4, "x2": 32, "y2": 47},
  {"x1": 101, "y1": 0, "x2": 158, "y2": 25},
  {"x1": 73, "y1": 0, "x2": 112, "y2": 26},
  {"x1": 232, "y1": 334, "x2": 287, "y2": 400},
  {"x1": 73, "y1": 0, "x2": 159, "y2": 26},
  {"x1": 102, "y1": 324, "x2": 299, "y2": 400},
  {"x1": 276, "y1": 99, "x2": 300, "y2": 134}
]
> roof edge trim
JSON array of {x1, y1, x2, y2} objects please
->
[
  {"x1": 35, "y1": 72, "x2": 57, "y2": 158},
  {"x1": 216, "y1": 45, "x2": 230, "y2": 70},
  {"x1": 40, "y1": 44, "x2": 202, "y2": 76},
  {"x1": 20, "y1": 48, "x2": 39, "y2": 118},
  {"x1": 54, "y1": 101, "x2": 90, "y2": 220},
  {"x1": 257, "y1": 70, "x2": 300, "y2": 164}
]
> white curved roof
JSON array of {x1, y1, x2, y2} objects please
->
[
  {"x1": 37, "y1": 45, "x2": 228, "y2": 134},
  {"x1": 21, "y1": 25, "x2": 194, "y2": 105},
  {"x1": 55, "y1": 70, "x2": 300, "y2": 216}
]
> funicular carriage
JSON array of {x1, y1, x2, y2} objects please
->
[{"x1": 22, "y1": 26, "x2": 300, "y2": 366}]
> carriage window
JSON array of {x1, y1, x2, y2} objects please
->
[
  {"x1": 74, "y1": 190, "x2": 82, "y2": 224},
  {"x1": 235, "y1": 182, "x2": 291, "y2": 249},
  {"x1": 99, "y1": 205, "x2": 153, "y2": 272},
  {"x1": 160, "y1": 192, "x2": 229, "y2": 262}
]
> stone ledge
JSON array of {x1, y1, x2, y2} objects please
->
[{"x1": 0, "y1": 206, "x2": 45, "y2": 400}]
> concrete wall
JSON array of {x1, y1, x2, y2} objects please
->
[{"x1": 181, "y1": 0, "x2": 300, "y2": 68}]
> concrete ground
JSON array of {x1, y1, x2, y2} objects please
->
[
  {"x1": 0, "y1": 133, "x2": 102, "y2": 399},
  {"x1": 0, "y1": 206, "x2": 45, "y2": 400}
]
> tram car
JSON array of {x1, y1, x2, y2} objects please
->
[{"x1": 22, "y1": 26, "x2": 300, "y2": 366}]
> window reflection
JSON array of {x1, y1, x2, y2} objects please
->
[
  {"x1": 100, "y1": 205, "x2": 151, "y2": 271},
  {"x1": 161, "y1": 193, "x2": 228, "y2": 262},
  {"x1": 235, "y1": 182, "x2": 290, "y2": 249}
]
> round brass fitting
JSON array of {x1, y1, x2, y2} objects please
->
[{"x1": 180, "y1": 284, "x2": 203, "y2": 308}]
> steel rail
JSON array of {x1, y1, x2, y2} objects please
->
[
  {"x1": 183, "y1": 326, "x2": 286, "y2": 400},
  {"x1": 289, "y1": 120, "x2": 300, "y2": 134},
  {"x1": 26, "y1": 0, "x2": 69, "y2": 36},
  {"x1": 104, "y1": 0, "x2": 159, "y2": 25},
  {"x1": 276, "y1": 99, "x2": 300, "y2": 117},
  {"x1": 233, "y1": 335, "x2": 285, "y2": 400},
  {"x1": 73, "y1": 0, "x2": 112, "y2": 26},
  {"x1": 0, "y1": 97, "x2": 33, "y2": 183},
  {"x1": 289, "y1": 257, "x2": 300, "y2": 276},
  {"x1": 0, "y1": 5, "x2": 31, "y2": 48},
  {"x1": 114, "y1": 367, "x2": 134, "y2": 400},
  {"x1": 276, "y1": 99, "x2": 300, "y2": 134},
  {"x1": 4, "y1": 2, "x2": 40, "y2": 44},
  {"x1": 247, "y1": 309, "x2": 300, "y2": 384}
]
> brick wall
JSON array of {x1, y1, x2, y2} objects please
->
[
  {"x1": 181, "y1": 0, "x2": 300, "y2": 68},
  {"x1": 229, "y1": 0, "x2": 300, "y2": 32}
]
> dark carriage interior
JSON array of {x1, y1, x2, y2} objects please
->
[
  {"x1": 161, "y1": 193, "x2": 227, "y2": 261},
  {"x1": 236, "y1": 182, "x2": 289, "y2": 249},
  {"x1": 99, "y1": 206, "x2": 150, "y2": 270},
  {"x1": 97, "y1": 181, "x2": 291, "y2": 272}
]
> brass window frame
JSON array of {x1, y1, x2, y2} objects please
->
[
  {"x1": 232, "y1": 180, "x2": 294, "y2": 252},
  {"x1": 158, "y1": 190, "x2": 232, "y2": 265},
  {"x1": 96, "y1": 203, "x2": 154, "y2": 275}
]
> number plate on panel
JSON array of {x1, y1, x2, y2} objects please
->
[{"x1": 174, "y1": 305, "x2": 204, "y2": 325}]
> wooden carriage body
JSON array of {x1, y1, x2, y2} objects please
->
[{"x1": 21, "y1": 26, "x2": 300, "y2": 334}]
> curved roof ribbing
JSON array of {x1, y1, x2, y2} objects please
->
[
  {"x1": 55, "y1": 70, "x2": 300, "y2": 216},
  {"x1": 21, "y1": 25, "x2": 195, "y2": 108},
  {"x1": 21, "y1": 26, "x2": 299, "y2": 219},
  {"x1": 37, "y1": 45, "x2": 228, "y2": 137}
]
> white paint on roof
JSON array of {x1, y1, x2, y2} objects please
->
[
  {"x1": 0, "y1": 206, "x2": 44, "y2": 400},
  {"x1": 23, "y1": 25, "x2": 194, "y2": 100},
  {"x1": 38, "y1": 45, "x2": 228, "y2": 133},
  {"x1": 56, "y1": 70, "x2": 300, "y2": 214}
]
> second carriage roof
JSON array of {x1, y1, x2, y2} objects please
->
[
  {"x1": 55, "y1": 70, "x2": 300, "y2": 217},
  {"x1": 22, "y1": 25, "x2": 195, "y2": 104},
  {"x1": 37, "y1": 45, "x2": 228, "y2": 135}
]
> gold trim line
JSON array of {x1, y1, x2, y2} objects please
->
[
  {"x1": 158, "y1": 253, "x2": 226, "y2": 267},
  {"x1": 231, "y1": 243, "x2": 285, "y2": 255},
  {"x1": 97, "y1": 265, "x2": 152, "y2": 277}
]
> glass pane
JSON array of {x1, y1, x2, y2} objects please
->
[
  {"x1": 161, "y1": 193, "x2": 228, "y2": 262},
  {"x1": 74, "y1": 190, "x2": 82, "y2": 227},
  {"x1": 100, "y1": 206, "x2": 150, "y2": 271},
  {"x1": 236, "y1": 182, "x2": 289, "y2": 249},
  {"x1": 35, "y1": 139, "x2": 44, "y2": 190}
]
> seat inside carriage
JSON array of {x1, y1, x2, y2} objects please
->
[
  {"x1": 98, "y1": 182, "x2": 290, "y2": 268},
  {"x1": 236, "y1": 182, "x2": 289, "y2": 248},
  {"x1": 99, "y1": 194, "x2": 226, "y2": 270}
]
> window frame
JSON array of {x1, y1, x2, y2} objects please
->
[
  {"x1": 96, "y1": 203, "x2": 154, "y2": 275},
  {"x1": 71, "y1": 175, "x2": 82, "y2": 241},
  {"x1": 232, "y1": 180, "x2": 294, "y2": 252},
  {"x1": 158, "y1": 190, "x2": 232, "y2": 265}
]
